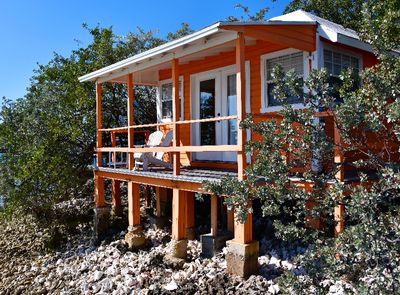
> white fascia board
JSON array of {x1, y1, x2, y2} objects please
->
[
  {"x1": 79, "y1": 23, "x2": 222, "y2": 83},
  {"x1": 337, "y1": 34, "x2": 374, "y2": 53},
  {"x1": 318, "y1": 24, "x2": 338, "y2": 42},
  {"x1": 96, "y1": 30, "x2": 238, "y2": 84},
  {"x1": 219, "y1": 20, "x2": 316, "y2": 26}
]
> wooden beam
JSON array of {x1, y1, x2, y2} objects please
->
[
  {"x1": 172, "y1": 189, "x2": 186, "y2": 240},
  {"x1": 172, "y1": 58, "x2": 181, "y2": 176},
  {"x1": 127, "y1": 73, "x2": 134, "y2": 169},
  {"x1": 236, "y1": 32, "x2": 247, "y2": 181},
  {"x1": 94, "y1": 175, "x2": 105, "y2": 208},
  {"x1": 210, "y1": 194, "x2": 218, "y2": 236},
  {"x1": 128, "y1": 182, "x2": 141, "y2": 226},
  {"x1": 95, "y1": 169, "x2": 204, "y2": 192},
  {"x1": 98, "y1": 144, "x2": 242, "y2": 153},
  {"x1": 96, "y1": 82, "x2": 102, "y2": 167}
]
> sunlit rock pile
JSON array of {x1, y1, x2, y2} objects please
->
[{"x1": 0, "y1": 198, "x2": 308, "y2": 294}]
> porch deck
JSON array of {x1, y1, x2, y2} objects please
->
[{"x1": 95, "y1": 166, "x2": 238, "y2": 192}]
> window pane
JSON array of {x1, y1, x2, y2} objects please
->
[
  {"x1": 162, "y1": 100, "x2": 172, "y2": 119},
  {"x1": 342, "y1": 55, "x2": 350, "y2": 69},
  {"x1": 227, "y1": 74, "x2": 237, "y2": 145},
  {"x1": 161, "y1": 83, "x2": 172, "y2": 101},
  {"x1": 161, "y1": 81, "x2": 183, "y2": 119},
  {"x1": 265, "y1": 52, "x2": 304, "y2": 107}
]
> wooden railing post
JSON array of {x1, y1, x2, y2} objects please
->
[
  {"x1": 234, "y1": 32, "x2": 252, "y2": 243},
  {"x1": 226, "y1": 32, "x2": 258, "y2": 278},
  {"x1": 127, "y1": 73, "x2": 135, "y2": 170},
  {"x1": 236, "y1": 32, "x2": 247, "y2": 180},
  {"x1": 96, "y1": 82, "x2": 102, "y2": 167},
  {"x1": 172, "y1": 58, "x2": 181, "y2": 176}
]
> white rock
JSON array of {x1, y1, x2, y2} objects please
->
[
  {"x1": 268, "y1": 284, "x2": 280, "y2": 294},
  {"x1": 164, "y1": 279, "x2": 178, "y2": 291},
  {"x1": 93, "y1": 270, "x2": 104, "y2": 282}
]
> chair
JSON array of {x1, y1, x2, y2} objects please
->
[{"x1": 134, "y1": 130, "x2": 173, "y2": 171}]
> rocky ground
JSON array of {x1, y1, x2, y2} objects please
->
[{"x1": 0, "y1": 197, "x2": 309, "y2": 295}]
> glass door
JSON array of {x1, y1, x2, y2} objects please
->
[
  {"x1": 193, "y1": 73, "x2": 222, "y2": 161},
  {"x1": 221, "y1": 72, "x2": 238, "y2": 162}
]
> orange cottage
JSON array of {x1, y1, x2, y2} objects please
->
[{"x1": 79, "y1": 10, "x2": 387, "y2": 277}]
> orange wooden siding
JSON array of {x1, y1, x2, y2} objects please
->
[{"x1": 159, "y1": 41, "x2": 285, "y2": 168}]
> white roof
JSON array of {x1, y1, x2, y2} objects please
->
[{"x1": 79, "y1": 10, "x2": 373, "y2": 84}]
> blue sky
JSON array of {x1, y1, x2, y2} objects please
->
[{"x1": 1, "y1": 0, "x2": 290, "y2": 101}]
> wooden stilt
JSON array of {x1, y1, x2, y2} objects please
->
[
  {"x1": 227, "y1": 208, "x2": 234, "y2": 233},
  {"x1": 172, "y1": 188, "x2": 186, "y2": 240},
  {"x1": 128, "y1": 182, "x2": 140, "y2": 227},
  {"x1": 94, "y1": 175, "x2": 105, "y2": 208},
  {"x1": 111, "y1": 180, "x2": 121, "y2": 209},
  {"x1": 234, "y1": 210, "x2": 252, "y2": 244},
  {"x1": 144, "y1": 185, "x2": 150, "y2": 208},
  {"x1": 185, "y1": 191, "x2": 195, "y2": 229},
  {"x1": 334, "y1": 203, "x2": 345, "y2": 237},
  {"x1": 210, "y1": 194, "x2": 218, "y2": 236}
]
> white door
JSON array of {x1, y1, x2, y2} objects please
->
[{"x1": 191, "y1": 64, "x2": 250, "y2": 162}]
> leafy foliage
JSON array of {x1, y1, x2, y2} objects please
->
[
  {"x1": 284, "y1": 0, "x2": 365, "y2": 31},
  {"x1": 207, "y1": 0, "x2": 400, "y2": 292},
  {"x1": 0, "y1": 23, "x2": 193, "y2": 223}
]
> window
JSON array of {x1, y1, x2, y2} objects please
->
[
  {"x1": 158, "y1": 79, "x2": 183, "y2": 121},
  {"x1": 264, "y1": 52, "x2": 304, "y2": 108},
  {"x1": 323, "y1": 49, "x2": 360, "y2": 101}
]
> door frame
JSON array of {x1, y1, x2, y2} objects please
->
[{"x1": 190, "y1": 62, "x2": 251, "y2": 162}]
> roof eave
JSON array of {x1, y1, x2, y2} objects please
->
[{"x1": 78, "y1": 22, "x2": 223, "y2": 83}]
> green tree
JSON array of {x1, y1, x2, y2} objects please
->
[
  {"x1": 206, "y1": 0, "x2": 400, "y2": 292},
  {"x1": 0, "y1": 23, "x2": 193, "y2": 223},
  {"x1": 284, "y1": 0, "x2": 365, "y2": 31}
]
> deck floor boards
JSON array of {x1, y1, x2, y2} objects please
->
[{"x1": 97, "y1": 166, "x2": 238, "y2": 183}]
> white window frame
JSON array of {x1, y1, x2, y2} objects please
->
[
  {"x1": 321, "y1": 43, "x2": 363, "y2": 77},
  {"x1": 260, "y1": 48, "x2": 309, "y2": 113},
  {"x1": 156, "y1": 76, "x2": 184, "y2": 123}
]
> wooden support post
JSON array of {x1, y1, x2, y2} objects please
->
[
  {"x1": 128, "y1": 182, "x2": 140, "y2": 227},
  {"x1": 185, "y1": 191, "x2": 195, "y2": 239},
  {"x1": 236, "y1": 32, "x2": 247, "y2": 180},
  {"x1": 233, "y1": 32, "x2": 253, "y2": 245},
  {"x1": 172, "y1": 59, "x2": 181, "y2": 176},
  {"x1": 127, "y1": 73, "x2": 135, "y2": 170},
  {"x1": 210, "y1": 194, "x2": 218, "y2": 236},
  {"x1": 94, "y1": 175, "x2": 105, "y2": 208},
  {"x1": 155, "y1": 187, "x2": 162, "y2": 217},
  {"x1": 334, "y1": 203, "x2": 345, "y2": 237},
  {"x1": 144, "y1": 185, "x2": 150, "y2": 208},
  {"x1": 172, "y1": 188, "x2": 186, "y2": 240},
  {"x1": 234, "y1": 208, "x2": 252, "y2": 244},
  {"x1": 96, "y1": 83, "x2": 103, "y2": 167},
  {"x1": 111, "y1": 180, "x2": 121, "y2": 208},
  {"x1": 334, "y1": 124, "x2": 345, "y2": 182},
  {"x1": 227, "y1": 208, "x2": 234, "y2": 233}
]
